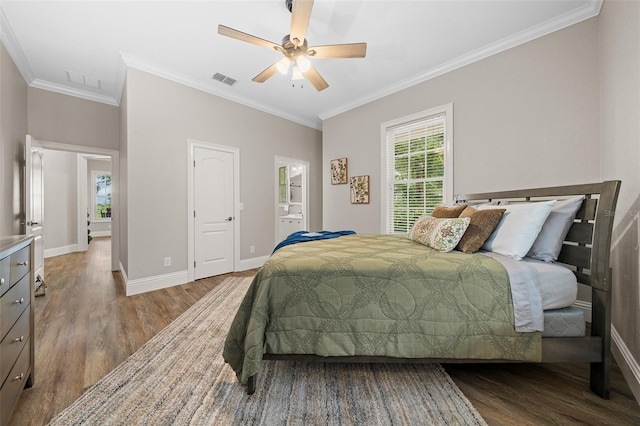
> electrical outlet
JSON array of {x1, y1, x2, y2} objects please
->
[
  {"x1": 249, "y1": 245, "x2": 255, "y2": 254},
  {"x1": 164, "y1": 257, "x2": 171, "y2": 267}
]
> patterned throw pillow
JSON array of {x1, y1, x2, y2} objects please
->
[
  {"x1": 409, "y1": 216, "x2": 471, "y2": 252},
  {"x1": 431, "y1": 204, "x2": 467, "y2": 218}
]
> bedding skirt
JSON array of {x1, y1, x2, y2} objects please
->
[{"x1": 223, "y1": 234, "x2": 541, "y2": 384}]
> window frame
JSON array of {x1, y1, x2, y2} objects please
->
[
  {"x1": 379, "y1": 103, "x2": 454, "y2": 234},
  {"x1": 91, "y1": 170, "x2": 112, "y2": 223}
]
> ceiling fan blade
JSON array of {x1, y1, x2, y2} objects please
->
[
  {"x1": 290, "y1": 0, "x2": 314, "y2": 47},
  {"x1": 308, "y1": 43, "x2": 367, "y2": 59},
  {"x1": 303, "y1": 65, "x2": 328, "y2": 91},
  {"x1": 218, "y1": 25, "x2": 281, "y2": 51},
  {"x1": 252, "y1": 63, "x2": 279, "y2": 83}
]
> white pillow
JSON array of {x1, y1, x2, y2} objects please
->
[
  {"x1": 478, "y1": 200, "x2": 556, "y2": 260},
  {"x1": 527, "y1": 195, "x2": 584, "y2": 262}
]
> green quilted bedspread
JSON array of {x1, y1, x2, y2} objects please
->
[{"x1": 223, "y1": 234, "x2": 541, "y2": 384}]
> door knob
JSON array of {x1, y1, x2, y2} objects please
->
[
  {"x1": 225, "y1": 217, "x2": 233, "y2": 221},
  {"x1": 27, "y1": 221, "x2": 39, "y2": 226}
]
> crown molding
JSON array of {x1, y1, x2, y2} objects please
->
[
  {"x1": 0, "y1": 8, "x2": 34, "y2": 83},
  {"x1": 30, "y1": 78, "x2": 118, "y2": 106},
  {"x1": 120, "y1": 53, "x2": 322, "y2": 130},
  {"x1": 318, "y1": 0, "x2": 603, "y2": 121}
]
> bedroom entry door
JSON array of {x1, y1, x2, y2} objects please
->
[{"x1": 193, "y1": 146, "x2": 235, "y2": 279}]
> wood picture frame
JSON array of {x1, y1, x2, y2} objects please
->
[
  {"x1": 330, "y1": 158, "x2": 348, "y2": 185},
  {"x1": 350, "y1": 175, "x2": 370, "y2": 204}
]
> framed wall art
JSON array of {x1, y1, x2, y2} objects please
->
[
  {"x1": 350, "y1": 175, "x2": 370, "y2": 204},
  {"x1": 330, "y1": 158, "x2": 348, "y2": 184}
]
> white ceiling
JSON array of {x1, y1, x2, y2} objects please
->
[{"x1": 0, "y1": 0, "x2": 601, "y2": 129}]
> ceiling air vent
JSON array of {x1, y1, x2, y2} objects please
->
[
  {"x1": 66, "y1": 70, "x2": 102, "y2": 89},
  {"x1": 212, "y1": 73, "x2": 237, "y2": 86}
]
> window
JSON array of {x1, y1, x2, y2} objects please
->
[
  {"x1": 381, "y1": 104, "x2": 453, "y2": 234},
  {"x1": 92, "y1": 171, "x2": 112, "y2": 221}
]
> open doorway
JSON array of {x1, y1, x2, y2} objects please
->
[
  {"x1": 31, "y1": 139, "x2": 119, "y2": 272},
  {"x1": 275, "y1": 156, "x2": 309, "y2": 244}
]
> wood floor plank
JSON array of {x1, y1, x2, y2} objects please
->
[{"x1": 8, "y1": 237, "x2": 640, "y2": 425}]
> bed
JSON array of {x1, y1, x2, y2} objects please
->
[{"x1": 223, "y1": 181, "x2": 620, "y2": 399}]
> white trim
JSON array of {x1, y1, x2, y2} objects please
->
[
  {"x1": 612, "y1": 326, "x2": 640, "y2": 404},
  {"x1": 76, "y1": 155, "x2": 89, "y2": 252},
  {"x1": 29, "y1": 78, "x2": 118, "y2": 106},
  {"x1": 33, "y1": 140, "x2": 120, "y2": 272},
  {"x1": 0, "y1": 8, "x2": 34, "y2": 84},
  {"x1": 122, "y1": 53, "x2": 321, "y2": 130},
  {"x1": 90, "y1": 230, "x2": 111, "y2": 238},
  {"x1": 44, "y1": 244, "x2": 78, "y2": 259},
  {"x1": 125, "y1": 269, "x2": 190, "y2": 296},
  {"x1": 119, "y1": 261, "x2": 128, "y2": 292},
  {"x1": 572, "y1": 299, "x2": 593, "y2": 323},
  {"x1": 318, "y1": 0, "x2": 603, "y2": 121},
  {"x1": 379, "y1": 103, "x2": 454, "y2": 233},
  {"x1": 237, "y1": 255, "x2": 269, "y2": 272},
  {"x1": 187, "y1": 139, "x2": 240, "y2": 283}
]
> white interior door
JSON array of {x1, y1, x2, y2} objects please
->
[
  {"x1": 193, "y1": 146, "x2": 234, "y2": 279},
  {"x1": 25, "y1": 135, "x2": 44, "y2": 287}
]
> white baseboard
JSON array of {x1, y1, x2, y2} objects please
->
[
  {"x1": 44, "y1": 244, "x2": 78, "y2": 259},
  {"x1": 124, "y1": 269, "x2": 190, "y2": 296},
  {"x1": 572, "y1": 299, "x2": 592, "y2": 323},
  {"x1": 90, "y1": 230, "x2": 111, "y2": 237},
  {"x1": 237, "y1": 255, "x2": 269, "y2": 271},
  {"x1": 612, "y1": 326, "x2": 640, "y2": 404},
  {"x1": 119, "y1": 262, "x2": 128, "y2": 293}
]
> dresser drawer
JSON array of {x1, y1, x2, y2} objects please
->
[
  {"x1": 0, "y1": 258, "x2": 8, "y2": 299},
  {"x1": 0, "y1": 308, "x2": 29, "y2": 386},
  {"x1": 8, "y1": 247, "x2": 29, "y2": 287},
  {"x1": 0, "y1": 339, "x2": 30, "y2": 426},
  {"x1": 0, "y1": 276, "x2": 29, "y2": 341}
]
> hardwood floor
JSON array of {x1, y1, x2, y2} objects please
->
[{"x1": 9, "y1": 236, "x2": 640, "y2": 425}]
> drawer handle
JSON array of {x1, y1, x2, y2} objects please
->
[
  {"x1": 12, "y1": 336, "x2": 24, "y2": 343},
  {"x1": 17, "y1": 260, "x2": 28, "y2": 267},
  {"x1": 12, "y1": 373, "x2": 24, "y2": 382},
  {"x1": 14, "y1": 298, "x2": 25, "y2": 305}
]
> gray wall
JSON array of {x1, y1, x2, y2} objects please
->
[
  {"x1": 322, "y1": 18, "x2": 600, "y2": 233},
  {"x1": 0, "y1": 42, "x2": 28, "y2": 235},
  {"x1": 43, "y1": 149, "x2": 77, "y2": 250},
  {"x1": 599, "y1": 0, "x2": 640, "y2": 394},
  {"x1": 123, "y1": 68, "x2": 322, "y2": 280},
  {"x1": 28, "y1": 87, "x2": 119, "y2": 150}
]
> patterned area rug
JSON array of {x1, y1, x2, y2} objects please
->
[{"x1": 49, "y1": 277, "x2": 487, "y2": 425}]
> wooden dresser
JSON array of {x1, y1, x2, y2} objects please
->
[{"x1": 0, "y1": 236, "x2": 34, "y2": 425}]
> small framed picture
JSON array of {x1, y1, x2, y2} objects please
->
[
  {"x1": 330, "y1": 158, "x2": 348, "y2": 185},
  {"x1": 350, "y1": 175, "x2": 370, "y2": 204}
]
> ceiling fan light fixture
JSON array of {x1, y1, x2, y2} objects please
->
[
  {"x1": 276, "y1": 57, "x2": 291, "y2": 74},
  {"x1": 296, "y1": 55, "x2": 311, "y2": 72},
  {"x1": 292, "y1": 65, "x2": 304, "y2": 80}
]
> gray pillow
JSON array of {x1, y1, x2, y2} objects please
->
[{"x1": 527, "y1": 195, "x2": 584, "y2": 262}]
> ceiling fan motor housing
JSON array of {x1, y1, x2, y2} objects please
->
[{"x1": 280, "y1": 34, "x2": 309, "y2": 59}]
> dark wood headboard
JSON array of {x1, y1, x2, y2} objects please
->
[{"x1": 455, "y1": 181, "x2": 621, "y2": 291}]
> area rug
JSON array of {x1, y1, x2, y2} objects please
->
[{"x1": 48, "y1": 276, "x2": 487, "y2": 425}]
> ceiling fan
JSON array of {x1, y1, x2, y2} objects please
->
[{"x1": 218, "y1": 0, "x2": 367, "y2": 91}]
